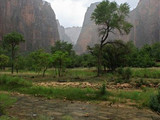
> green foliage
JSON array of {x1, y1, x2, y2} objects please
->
[
  {"x1": 27, "y1": 49, "x2": 52, "y2": 76},
  {"x1": 79, "y1": 54, "x2": 95, "y2": 68},
  {"x1": 0, "y1": 75, "x2": 32, "y2": 88},
  {"x1": 132, "y1": 68, "x2": 160, "y2": 79},
  {"x1": 100, "y1": 83, "x2": 106, "y2": 95},
  {"x1": 52, "y1": 51, "x2": 71, "y2": 77},
  {"x1": 51, "y1": 41, "x2": 77, "y2": 68},
  {"x1": 151, "y1": 42, "x2": 160, "y2": 61},
  {"x1": 91, "y1": 0, "x2": 132, "y2": 35},
  {"x1": 149, "y1": 87, "x2": 160, "y2": 113},
  {"x1": 3, "y1": 32, "x2": 25, "y2": 47},
  {"x1": 117, "y1": 67, "x2": 132, "y2": 83},
  {"x1": 0, "y1": 54, "x2": 9, "y2": 69},
  {"x1": 51, "y1": 41, "x2": 74, "y2": 55},
  {"x1": 103, "y1": 40, "x2": 130, "y2": 71},
  {"x1": 3, "y1": 32, "x2": 25, "y2": 74},
  {"x1": 0, "y1": 94, "x2": 17, "y2": 114},
  {"x1": 14, "y1": 56, "x2": 26, "y2": 73},
  {"x1": 62, "y1": 115, "x2": 73, "y2": 120},
  {"x1": 0, "y1": 116, "x2": 18, "y2": 120},
  {"x1": 135, "y1": 79, "x2": 149, "y2": 88},
  {"x1": 111, "y1": 88, "x2": 155, "y2": 107},
  {"x1": 127, "y1": 43, "x2": 155, "y2": 68},
  {"x1": 90, "y1": 0, "x2": 132, "y2": 76}
]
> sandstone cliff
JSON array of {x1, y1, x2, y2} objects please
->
[
  {"x1": 75, "y1": 0, "x2": 160, "y2": 54},
  {"x1": 0, "y1": 0, "x2": 59, "y2": 52},
  {"x1": 75, "y1": 3, "x2": 100, "y2": 54}
]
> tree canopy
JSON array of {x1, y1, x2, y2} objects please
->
[
  {"x1": 91, "y1": 0, "x2": 132, "y2": 76},
  {"x1": 3, "y1": 32, "x2": 25, "y2": 74}
]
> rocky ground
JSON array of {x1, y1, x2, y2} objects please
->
[
  {"x1": 5, "y1": 93, "x2": 160, "y2": 120},
  {"x1": 35, "y1": 81, "x2": 159, "y2": 89}
]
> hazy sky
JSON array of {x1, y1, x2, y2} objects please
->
[{"x1": 46, "y1": 0, "x2": 139, "y2": 28}]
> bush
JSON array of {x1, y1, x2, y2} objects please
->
[
  {"x1": 117, "y1": 67, "x2": 132, "y2": 83},
  {"x1": 0, "y1": 75, "x2": 32, "y2": 87},
  {"x1": 100, "y1": 83, "x2": 106, "y2": 95},
  {"x1": 149, "y1": 87, "x2": 160, "y2": 113}
]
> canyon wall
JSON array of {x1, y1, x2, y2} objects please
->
[{"x1": 0, "y1": 0, "x2": 59, "y2": 52}]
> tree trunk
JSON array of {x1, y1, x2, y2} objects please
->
[
  {"x1": 58, "y1": 68, "x2": 61, "y2": 77},
  {"x1": 42, "y1": 67, "x2": 47, "y2": 77},
  {"x1": 97, "y1": 46, "x2": 102, "y2": 77},
  {"x1": 104, "y1": 65, "x2": 106, "y2": 72},
  {"x1": 16, "y1": 69, "x2": 18, "y2": 74},
  {"x1": 11, "y1": 45, "x2": 14, "y2": 74}
]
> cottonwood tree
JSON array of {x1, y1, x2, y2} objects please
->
[
  {"x1": 91, "y1": 0, "x2": 132, "y2": 76},
  {"x1": 3, "y1": 32, "x2": 25, "y2": 74},
  {"x1": 51, "y1": 40, "x2": 76, "y2": 68},
  {"x1": 52, "y1": 51, "x2": 70, "y2": 77},
  {"x1": 103, "y1": 40, "x2": 129, "y2": 71},
  {"x1": 27, "y1": 49, "x2": 51, "y2": 77}
]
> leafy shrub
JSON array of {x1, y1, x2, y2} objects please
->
[
  {"x1": 149, "y1": 87, "x2": 160, "y2": 113},
  {"x1": 117, "y1": 67, "x2": 124, "y2": 75},
  {"x1": 117, "y1": 67, "x2": 132, "y2": 83},
  {"x1": 100, "y1": 83, "x2": 106, "y2": 95},
  {"x1": 135, "y1": 79, "x2": 149, "y2": 88},
  {"x1": 0, "y1": 75, "x2": 32, "y2": 87}
]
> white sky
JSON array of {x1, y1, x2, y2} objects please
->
[{"x1": 45, "y1": 0, "x2": 139, "y2": 28}]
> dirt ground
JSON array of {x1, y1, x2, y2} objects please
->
[{"x1": 6, "y1": 93, "x2": 160, "y2": 120}]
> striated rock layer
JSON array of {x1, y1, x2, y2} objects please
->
[
  {"x1": 0, "y1": 0, "x2": 59, "y2": 52},
  {"x1": 75, "y1": 0, "x2": 160, "y2": 54}
]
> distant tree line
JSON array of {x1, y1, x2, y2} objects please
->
[{"x1": 0, "y1": 32, "x2": 160, "y2": 77}]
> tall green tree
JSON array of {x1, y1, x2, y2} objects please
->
[
  {"x1": 52, "y1": 51, "x2": 70, "y2": 77},
  {"x1": 14, "y1": 56, "x2": 26, "y2": 73},
  {"x1": 51, "y1": 40, "x2": 76, "y2": 68},
  {"x1": 51, "y1": 41, "x2": 74, "y2": 55},
  {"x1": 3, "y1": 32, "x2": 25, "y2": 74},
  {"x1": 103, "y1": 40, "x2": 129, "y2": 71},
  {"x1": 27, "y1": 49, "x2": 52, "y2": 77},
  {"x1": 91, "y1": 0, "x2": 132, "y2": 76}
]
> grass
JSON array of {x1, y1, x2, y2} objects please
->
[
  {"x1": 0, "y1": 75, "x2": 32, "y2": 88},
  {"x1": 0, "y1": 116, "x2": 18, "y2": 120},
  {"x1": 62, "y1": 115, "x2": 73, "y2": 120},
  {"x1": 110, "y1": 88, "x2": 157, "y2": 107},
  {"x1": 132, "y1": 67, "x2": 160, "y2": 78},
  {"x1": 0, "y1": 74, "x2": 157, "y2": 108},
  {"x1": 0, "y1": 93, "x2": 17, "y2": 116},
  {"x1": 0, "y1": 66, "x2": 160, "y2": 109}
]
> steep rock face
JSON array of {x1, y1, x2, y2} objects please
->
[
  {"x1": 65, "y1": 27, "x2": 81, "y2": 45},
  {"x1": 0, "y1": 0, "x2": 59, "y2": 52},
  {"x1": 75, "y1": 0, "x2": 160, "y2": 54},
  {"x1": 57, "y1": 20, "x2": 72, "y2": 44},
  {"x1": 130, "y1": 0, "x2": 160, "y2": 47},
  {"x1": 75, "y1": 3, "x2": 99, "y2": 54}
]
